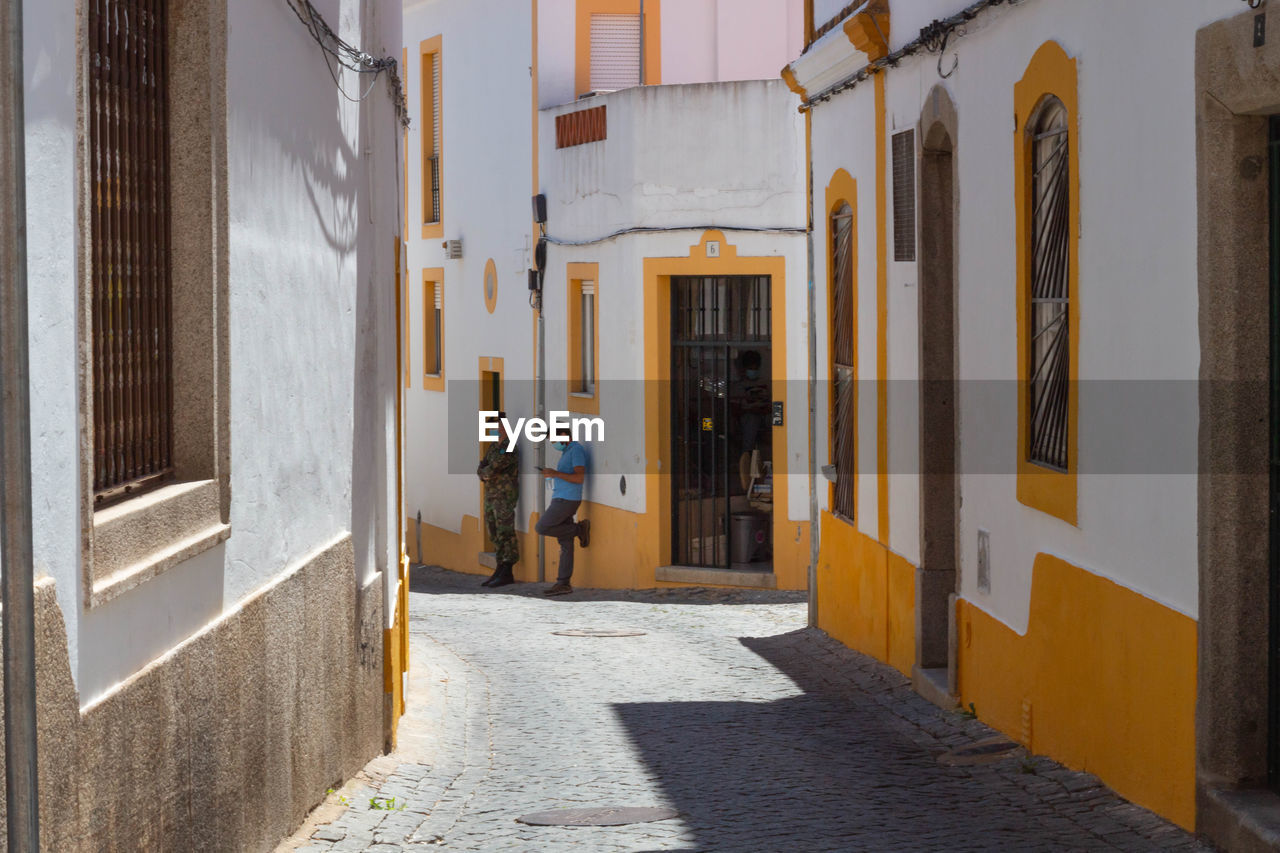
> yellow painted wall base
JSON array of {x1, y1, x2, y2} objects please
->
[
  {"x1": 383, "y1": 553, "x2": 410, "y2": 745},
  {"x1": 957, "y1": 553, "x2": 1196, "y2": 829},
  {"x1": 816, "y1": 512, "x2": 915, "y2": 675},
  {"x1": 410, "y1": 506, "x2": 808, "y2": 591}
]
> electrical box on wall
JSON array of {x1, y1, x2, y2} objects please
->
[{"x1": 443, "y1": 239, "x2": 463, "y2": 259}]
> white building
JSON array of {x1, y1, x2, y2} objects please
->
[
  {"x1": 10, "y1": 0, "x2": 406, "y2": 847},
  {"x1": 787, "y1": 0, "x2": 1278, "y2": 845},
  {"x1": 403, "y1": 0, "x2": 810, "y2": 590}
]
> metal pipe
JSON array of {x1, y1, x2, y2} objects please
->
[
  {"x1": 536, "y1": 302, "x2": 546, "y2": 582},
  {"x1": 805, "y1": 111, "x2": 819, "y2": 628},
  {"x1": 638, "y1": 0, "x2": 645, "y2": 85},
  {"x1": 0, "y1": 0, "x2": 41, "y2": 847}
]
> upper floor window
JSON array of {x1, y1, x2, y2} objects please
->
[
  {"x1": 590, "y1": 13, "x2": 640, "y2": 91},
  {"x1": 1027, "y1": 96, "x2": 1069, "y2": 471},
  {"x1": 831, "y1": 203, "x2": 856, "y2": 521},
  {"x1": 421, "y1": 38, "x2": 442, "y2": 230},
  {"x1": 89, "y1": 0, "x2": 174, "y2": 505}
]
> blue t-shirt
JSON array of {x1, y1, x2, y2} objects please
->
[{"x1": 550, "y1": 442, "x2": 587, "y2": 501}]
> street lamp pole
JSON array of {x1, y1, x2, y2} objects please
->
[{"x1": 0, "y1": 0, "x2": 42, "y2": 849}]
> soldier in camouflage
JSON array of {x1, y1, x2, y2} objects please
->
[{"x1": 478, "y1": 414, "x2": 520, "y2": 587}]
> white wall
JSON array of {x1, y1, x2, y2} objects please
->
[
  {"x1": 22, "y1": 0, "x2": 402, "y2": 702},
  {"x1": 543, "y1": 81, "x2": 806, "y2": 238},
  {"x1": 803, "y1": 0, "x2": 1241, "y2": 631},
  {"x1": 663, "y1": 0, "x2": 805, "y2": 85},
  {"x1": 404, "y1": 0, "x2": 539, "y2": 537}
]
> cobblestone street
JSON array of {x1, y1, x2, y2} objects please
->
[{"x1": 278, "y1": 567, "x2": 1207, "y2": 852}]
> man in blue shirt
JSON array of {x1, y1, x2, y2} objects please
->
[{"x1": 535, "y1": 439, "x2": 590, "y2": 595}]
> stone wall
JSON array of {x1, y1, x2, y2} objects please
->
[{"x1": 0, "y1": 535, "x2": 383, "y2": 852}]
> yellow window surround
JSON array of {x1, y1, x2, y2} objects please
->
[
  {"x1": 420, "y1": 35, "x2": 443, "y2": 240},
  {"x1": 1014, "y1": 40, "x2": 1078, "y2": 526},
  {"x1": 574, "y1": 0, "x2": 661, "y2": 99},
  {"x1": 423, "y1": 268, "x2": 445, "y2": 392}
]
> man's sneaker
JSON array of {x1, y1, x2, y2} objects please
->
[
  {"x1": 577, "y1": 519, "x2": 591, "y2": 548},
  {"x1": 544, "y1": 582, "x2": 573, "y2": 596}
]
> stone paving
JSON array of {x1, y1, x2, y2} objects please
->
[{"x1": 277, "y1": 566, "x2": 1208, "y2": 852}]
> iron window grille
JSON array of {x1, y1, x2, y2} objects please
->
[
  {"x1": 579, "y1": 283, "x2": 596, "y2": 395},
  {"x1": 424, "y1": 51, "x2": 441, "y2": 225},
  {"x1": 89, "y1": 0, "x2": 175, "y2": 505},
  {"x1": 831, "y1": 204, "x2": 856, "y2": 520},
  {"x1": 892, "y1": 129, "x2": 916, "y2": 262},
  {"x1": 1028, "y1": 97, "x2": 1070, "y2": 471}
]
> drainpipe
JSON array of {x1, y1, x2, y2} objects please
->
[
  {"x1": 0, "y1": 0, "x2": 41, "y2": 848},
  {"x1": 638, "y1": 0, "x2": 645, "y2": 85},
  {"x1": 805, "y1": 117, "x2": 818, "y2": 629}
]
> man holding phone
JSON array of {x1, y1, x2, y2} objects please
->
[{"x1": 535, "y1": 438, "x2": 590, "y2": 595}]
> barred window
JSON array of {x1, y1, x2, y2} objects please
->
[
  {"x1": 89, "y1": 0, "x2": 174, "y2": 505},
  {"x1": 422, "y1": 42, "x2": 442, "y2": 226},
  {"x1": 1027, "y1": 97, "x2": 1070, "y2": 471},
  {"x1": 831, "y1": 203, "x2": 856, "y2": 520}
]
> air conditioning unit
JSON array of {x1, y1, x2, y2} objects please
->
[{"x1": 443, "y1": 239, "x2": 463, "y2": 260}]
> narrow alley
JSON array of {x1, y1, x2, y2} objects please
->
[{"x1": 281, "y1": 568, "x2": 1204, "y2": 852}]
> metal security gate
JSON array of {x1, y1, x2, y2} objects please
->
[{"x1": 671, "y1": 276, "x2": 771, "y2": 569}]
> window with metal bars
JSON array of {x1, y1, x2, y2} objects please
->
[
  {"x1": 422, "y1": 46, "x2": 441, "y2": 225},
  {"x1": 89, "y1": 0, "x2": 174, "y2": 505},
  {"x1": 1027, "y1": 97, "x2": 1070, "y2": 471},
  {"x1": 831, "y1": 204, "x2": 856, "y2": 520},
  {"x1": 892, "y1": 129, "x2": 916, "y2": 262},
  {"x1": 578, "y1": 282, "x2": 596, "y2": 395}
]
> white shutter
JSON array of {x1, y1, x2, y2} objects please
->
[{"x1": 590, "y1": 14, "x2": 640, "y2": 91}]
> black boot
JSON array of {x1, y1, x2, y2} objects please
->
[
  {"x1": 481, "y1": 563, "x2": 504, "y2": 586},
  {"x1": 489, "y1": 562, "x2": 515, "y2": 587}
]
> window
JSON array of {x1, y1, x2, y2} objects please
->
[
  {"x1": 89, "y1": 0, "x2": 174, "y2": 505},
  {"x1": 574, "y1": 1, "x2": 660, "y2": 99},
  {"x1": 589, "y1": 13, "x2": 640, "y2": 91},
  {"x1": 567, "y1": 263, "x2": 600, "y2": 414},
  {"x1": 81, "y1": 0, "x2": 231, "y2": 606},
  {"x1": 423, "y1": 270, "x2": 445, "y2": 391},
  {"x1": 1027, "y1": 97, "x2": 1069, "y2": 471},
  {"x1": 892, "y1": 129, "x2": 916, "y2": 262},
  {"x1": 420, "y1": 37, "x2": 442, "y2": 234},
  {"x1": 831, "y1": 203, "x2": 856, "y2": 521},
  {"x1": 1014, "y1": 40, "x2": 1078, "y2": 525}
]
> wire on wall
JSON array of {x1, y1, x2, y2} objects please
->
[
  {"x1": 801, "y1": 0, "x2": 1028, "y2": 110},
  {"x1": 284, "y1": 0, "x2": 410, "y2": 128}
]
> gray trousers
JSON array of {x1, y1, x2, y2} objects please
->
[{"x1": 535, "y1": 498, "x2": 582, "y2": 583}]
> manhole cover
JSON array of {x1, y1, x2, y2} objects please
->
[
  {"x1": 937, "y1": 737, "x2": 1022, "y2": 766},
  {"x1": 516, "y1": 806, "x2": 678, "y2": 826},
  {"x1": 551, "y1": 628, "x2": 647, "y2": 637}
]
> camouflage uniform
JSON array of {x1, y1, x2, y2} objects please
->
[{"x1": 478, "y1": 441, "x2": 520, "y2": 566}]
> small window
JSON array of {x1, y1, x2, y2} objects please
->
[
  {"x1": 892, "y1": 129, "x2": 916, "y2": 262},
  {"x1": 566, "y1": 265, "x2": 600, "y2": 413},
  {"x1": 830, "y1": 203, "x2": 856, "y2": 521},
  {"x1": 421, "y1": 40, "x2": 442, "y2": 227},
  {"x1": 590, "y1": 13, "x2": 640, "y2": 91},
  {"x1": 423, "y1": 275, "x2": 443, "y2": 383},
  {"x1": 1027, "y1": 97, "x2": 1069, "y2": 471},
  {"x1": 579, "y1": 282, "x2": 596, "y2": 395}
]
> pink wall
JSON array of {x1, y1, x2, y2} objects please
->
[{"x1": 661, "y1": 0, "x2": 804, "y2": 85}]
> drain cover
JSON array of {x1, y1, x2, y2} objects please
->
[
  {"x1": 551, "y1": 628, "x2": 647, "y2": 637},
  {"x1": 516, "y1": 806, "x2": 678, "y2": 826},
  {"x1": 937, "y1": 737, "x2": 1022, "y2": 766}
]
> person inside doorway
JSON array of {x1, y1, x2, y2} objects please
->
[
  {"x1": 536, "y1": 438, "x2": 590, "y2": 596},
  {"x1": 735, "y1": 349, "x2": 771, "y2": 491},
  {"x1": 477, "y1": 414, "x2": 520, "y2": 587}
]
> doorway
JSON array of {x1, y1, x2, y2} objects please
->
[
  {"x1": 916, "y1": 87, "x2": 959, "y2": 704},
  {"x1": 671, "y1": 276, "x2": 773, "y2": 570}
]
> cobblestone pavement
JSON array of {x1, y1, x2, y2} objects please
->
[{"x1": 278, "y1": 566, "x2": 1208, "y2": 852}]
